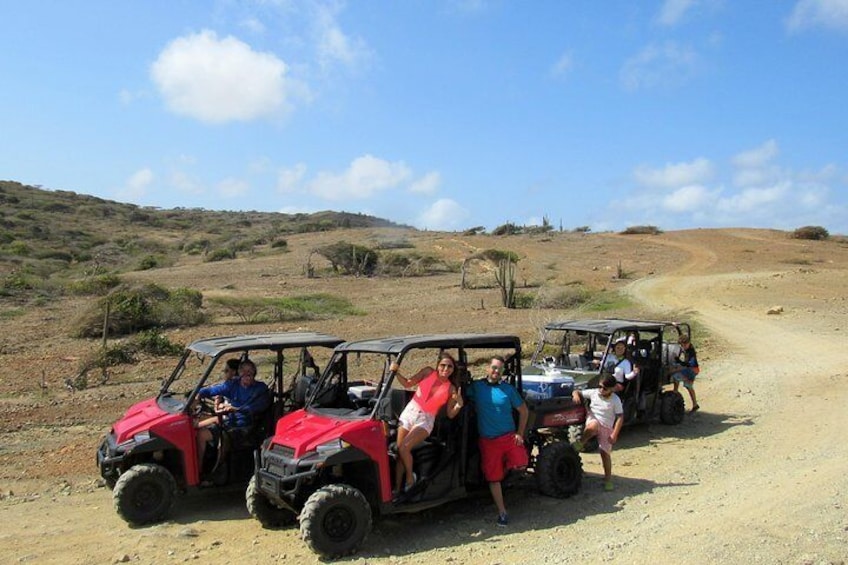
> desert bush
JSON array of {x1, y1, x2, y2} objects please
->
[
  {"x1": 534, "y1": 286, "x2": 591, "y2": 309},
  {"x1": 791, "y1": 225, "x2": 829, "y2": 240},
  {"x1": 478, "y1": 249, "x2": 520, "y2": 264},
  {"x1": 137, "y1": 255, "x2": 161, "y2": 270},
  {"x1": 492, "y1": 222, "x2": 522, "y2": 236},
  {"x1": 373, "y1": 239, "x2": 414, "y2": 250},
  {"x1": 66, "y1": 273, "x2": 122, "y2": 296},
  {"x1": 183, "y1": 239, "x2": 210, "y2": 255},
  {"x1": 378, "y1": 251, "x2": 446, "y2": 276},
  {"x1": 270, "y1": 238, "x2": 288, "y2": 249},
  {"x1": 70, "y1": 283, "x2": 205, "y2": 338},
  {"x1": 208, "y1": 293, "x2": 360, "y2": 323},
  {"x1": 621, "y1": 225, "x2": 662, "y2": 235},
  {"x1": 206, "y1": 247, "x2": 237, "y2": 262},
  {"x1": 316, "y1": 241, "x2": 378, "y2": 276},
  {"x1": 512, "y1": 291, "x2": 535, "y2": 309},
  {"x1": 131, "y1": 329, "x2": 184, "y2": 356},
  {"x1": 572, "y1": 226, "x2": 591, "y2": 233}
]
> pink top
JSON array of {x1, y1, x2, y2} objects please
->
[{"x1": 412, "y1": 370, "x2": 451, "y2": 415}]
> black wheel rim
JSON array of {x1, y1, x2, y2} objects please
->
[
  {"x1": 323, "y1": 505, "x2": 355, "y2": 541},
  {"x1": 134, "y1": 482, "x2": 163, "y2": 512}
]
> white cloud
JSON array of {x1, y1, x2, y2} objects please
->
[
  {"x1": 787, "y1": 0, "x2": 848, "y2": 32},
  {"x1": 240, "y1": 17, "x2": 266, "y2": 35},
  {"x1": 550, "y1": 51, "x2": 574, "y2": 78},
  {"x1": 169, "y1": 171, "x2": 204, "y2": 195},
  {"x1": 656, "y1": 0, "x2": 698, "y2": 26},
  {"x1": 415, "y1": 198, "x2": 470, "y2": 231},
  {"x1": 634, "y1": 157, "x2": 714, "y2": 188},
  {"x1": 307, "y1": 155, "x2": 412, "y2": 201},
  {"x1": 732, "y1": 139, "x2": 779, "y2": 168},
  {"x1": 278, "y1": 204, "x2": 320, "y2": 214},
  {"x1": 716, "y1": 183, "x2": 789, "y2": 214},
  {"x1": 313, "y1": 3, "x2": 372, "y2": 72},
  {"x1": 117, "y1": 168, "x2": 154, "y2": 201},
  {"x1": 409, "y1": 171, "x2": 441, "y2": 195},
  {"x1": 277, "y1": 163, "x2": 308, "y2": 193},
  {"x1": 217, "y1": 178, "x2": 249, "y2": 198},
  {"x1": 660, "y1": 185, "x2": 716, "y2": 213},
  {"x1": 151, "y1": 30, "x2": 296, "y2": 123},
  {"x1": 620, "y1": 41, "x2": 698, "y2": 91}
]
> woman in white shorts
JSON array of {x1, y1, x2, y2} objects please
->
[{"x1": 391, "y1": 352, "x2": 463, "y2": 494}]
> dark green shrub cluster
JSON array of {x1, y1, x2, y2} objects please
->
[
  {"x1": 791, "y1": 225, "x2": 829, "y2": 240},
  {"x1": 316, "y1": 241, "x2": 378, "y2": 275},
  {"x1": 270, "y1": 238, "x2": 288, "y2": 249},
  {"x1": 131, "y1": 329, "x2": 184, "y2": 355},
  {"x1": 208, "y1": 293, "x2": 361, "y2": 323},
  {"x1": 378, "y1": 251, "x2": 447, "y2": 276},
  {"x1": 66, "y1": 273, "x2": 122, "y2": 296},
  {"x1": 206, "y1": 247, "x2": 237, "y2": 262},
  {"x1": 621, "y1": 225, "x2": 662, "y2": 235},
  {"x1": 70, "y1": 283, "x2": 205, "y2": 338},
  {"x1": 492, "y1": 222, "x2": 522, "y2": 236},
  {"x1": 462, "y1": 226, "x2": 486, "y2": 236}
]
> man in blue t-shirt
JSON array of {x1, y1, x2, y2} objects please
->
[
  {"x1": 466, "y1": 355, "x2": 528, "y2": 527},
  {"x1": 195, "y1": 359, "x2": 271, "y2": 475}
]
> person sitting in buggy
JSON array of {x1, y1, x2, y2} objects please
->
[{"x1": 195, "y1": 359, "x2": 271, "y2": 478}]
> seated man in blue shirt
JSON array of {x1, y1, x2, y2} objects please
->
[
  {"x1": 466, "y1": 355, "x2": 529, "y2": 527},
  {"x1": 195, "y1": 359, "x2": 271, "y2": 475}
]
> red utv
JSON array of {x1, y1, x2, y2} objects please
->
[
  {"x1": 248, "y1": 333, "x2": 583, "y2": 558},
  {"x1": 96, "y1": 331, "x2": 344, "y2": 526}
]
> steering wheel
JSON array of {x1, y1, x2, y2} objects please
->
[{"x1": 194, "y1": 396, "x2": 218, "y2": 418}]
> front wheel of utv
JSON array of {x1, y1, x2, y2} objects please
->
[
  {"x1": 660, "y1": 390, "x2": 685, "y2": 424},
  {"x1": 113, "y1": 463, "x2": 177, "y2": 526},
  {"x1": 246, "y1": 475, "x2": 297, "y2": 528},
  {"x1": 300, "y1": 484, "x2": 372, "y2": 559},
  {"x1": 536, "y1": 441, "x2": 583, "y2": 498}
]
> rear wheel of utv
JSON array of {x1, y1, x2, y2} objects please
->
[
  {"x1": 113, "y1": 463, "x2": 177, "y2": 526},
  {"x1": 300, "y1": 484, "x2": 372, "y2": 559},
  {"x1": 246, "y1": 475, "x2": 297, "y2": 528},
  {"x1": 536, "y1": 441, "x2": 583, "y2": 498},
  {"x1": 660, "y1": 391, "x2": 685, "y2": 425}
]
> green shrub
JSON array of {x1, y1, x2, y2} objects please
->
[
  {"x1": 66, "y1": 274, "x2": 122, "y2": 296},
  {"x1": 316, "y1": 241, "x2": 378, "y2": 275},
  {"x1": 137, "y1": 255, "x2": 161, "y2": 270},
  {"x1": 131, "y1": 329, "x2": 184, "y2": 355},
  {"x1": 477, "y1": 249, "x2": 520, "y2": 264},
  {"x1": 208, "y1": 293, "x2": 361, "y2": 324},
  {"x1": 621, "y1": 225, "x2": 662, "y2": 235},
  {"x1": 512, "y1": 291, "x2": 535, "y2": 309},
  {"x1": 791, "y1": 225, "x2": 829, "y2": 240},
  {"x1": 492, "y1": 222, "x2": 522, "y2": 236},
  {"x1": 271, "y1": 238, "x2": 288, "y2": 249},
  {"x1": 206, "y1": 247, "x2": 237, "y2": 262},
  {"x1": 70, "y1": 283, "x2": 205, "y2": 338}
]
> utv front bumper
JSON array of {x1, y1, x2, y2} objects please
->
[{"x1": 96, "y1": 433, "x2": 123, "y2": 484}]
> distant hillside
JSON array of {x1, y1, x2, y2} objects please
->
[{"x1": 0, "y1": 180, "x2": 407, "y2": 300}]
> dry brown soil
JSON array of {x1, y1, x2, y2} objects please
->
[{"x1": 1, "y1": 228, "x2": 847, "y2": 564}]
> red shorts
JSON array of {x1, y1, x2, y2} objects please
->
[{"x1": 479, "y1": 433, "x2": 529, "y2": 482}]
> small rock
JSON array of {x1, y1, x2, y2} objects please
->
[
  {"x1": 179, "y1": 527, "x2": 201, "y2": 538},
  {"x1": 113, "y1": 555, "x2": 130, "y2": 564},
  {"x1": 767, "y1": 305, "x2": 784, "y2": 315}
]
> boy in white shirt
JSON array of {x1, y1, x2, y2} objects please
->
[{"x1": 571, "y1": 375, "x2": 624, "y2": 491}]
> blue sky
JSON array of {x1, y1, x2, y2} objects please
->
[{"x1": 2, "y1": 1, "x2": 847, "y2": 234}]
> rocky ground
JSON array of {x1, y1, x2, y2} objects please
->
[{"x1": 1, "y1": 228, "x2": 847, "y2": 564}]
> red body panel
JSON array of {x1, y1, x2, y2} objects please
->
[
  {"x1": 112, "y1": 398, "x2": 199, "y2": 484},
  {"x1": 272, "y1": 410, "x2": 392, "y2": 501}
]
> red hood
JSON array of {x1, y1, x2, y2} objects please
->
[
  {"x1": 271, "y1": 410, "x2": 379, "y2": 457},
  {"x1": 112, "y1": 397, "x2": 185, "y2": 444}
]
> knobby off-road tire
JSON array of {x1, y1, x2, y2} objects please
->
[
  {"x1": 536, "y1": 441, "x2": 583, "y2": 498},
  {"x1": 567, "y1": 425, "x2": 598, "y2": 453},
  {"x1": 300, "y1": 484, "x2": 372, "y2": 559},
  {"x1": 660, "y1": 390, "x2": 685, "y2": 425},
  {"x1": 113, "y1": 463, "x2": 177, "y2": 526},
  {"x1": 246, "y1": 475, "x2": 297, "y2": 528}
]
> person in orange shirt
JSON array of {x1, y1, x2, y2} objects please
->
[{"x1": 390, "y1": 352, "x2": 463, "y2": 494}]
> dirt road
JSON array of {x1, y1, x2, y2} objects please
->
[{"x1": 2, "y1": 234, "x2": 847, "y2": 564}]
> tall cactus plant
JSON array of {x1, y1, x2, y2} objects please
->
[{"x1": 495, "y1": 258, "x2": 516, "y2": 308}]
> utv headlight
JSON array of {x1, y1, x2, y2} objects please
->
[
  {"x1": 315, "y1": 439, "x2": 348, "y2": 455},
  {"x1": 116, "y1": 431, "x2": 151, "y2": 451}
]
